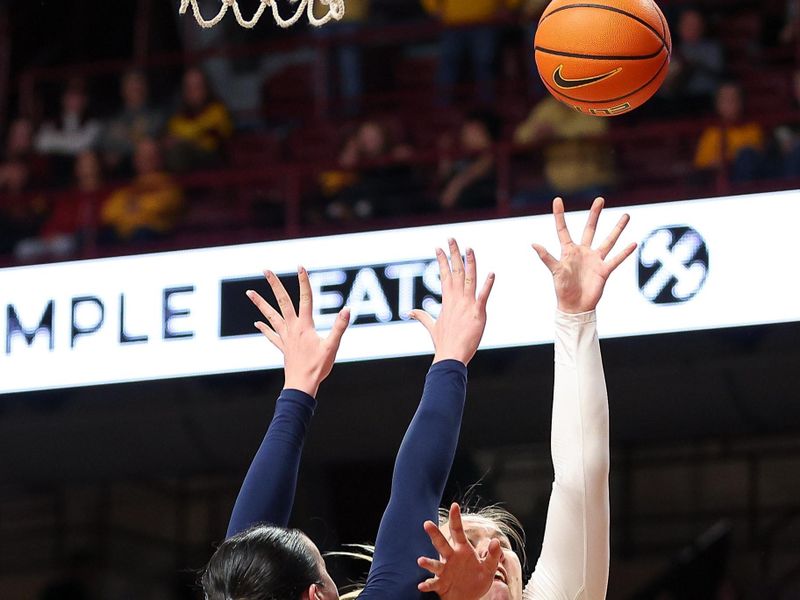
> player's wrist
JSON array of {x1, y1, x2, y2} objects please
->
[
  {"x1": 557, "y1": 301, "x2": 596, "y2": 314},
  {"x1": 283, "y1": 373, "x2": 321, "y2": 398},
  {"x1": 432, "y1": 349, "x2": 471, "y2": 366}
]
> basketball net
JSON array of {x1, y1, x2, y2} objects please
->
[{"x1": 179, "y1": 0, "x2": 346, "y2": 29}]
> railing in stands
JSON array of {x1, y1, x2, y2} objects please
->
[{"x1": 2, "y1": 110, "x2": 799, "y2": 269}]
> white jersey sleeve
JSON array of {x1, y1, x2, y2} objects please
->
[{"x1": 523, "y1": 310, "x2": 610, "y2": 600}]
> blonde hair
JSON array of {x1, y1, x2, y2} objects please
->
[
  {"x1": 329, "y1": 499, "x2": 527, "y2": 598},
  {"x1": 439, "y1": 503, "x2": 528, "y2": 569},
  {"x1": 324, "y1": 545, "x2": 373, "y2": 599}
]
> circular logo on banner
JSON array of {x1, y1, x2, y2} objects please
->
[{"x1": 638, "y1": 226, "x2": 709, "y2": 304}]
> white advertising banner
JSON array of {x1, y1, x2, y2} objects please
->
[{"x1": 1, "y1": 190, "x2": 798, "y2": 394}]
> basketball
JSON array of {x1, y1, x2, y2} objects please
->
[{"x1": 534, "y1": 0, "x2": 672, "y2": 116}]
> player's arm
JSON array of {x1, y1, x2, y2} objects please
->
[
  {"x1": 525, "y1": 197, "x2": 635, "y2": 599},
  {"x1": 359, "y1": 240, "x2": 495, "y2": 599},
  {"x1": 413, "y1": 199, "x2": 635, "y2": 600},
  {"x1": 226, "y1": 267, "x2": 349, "y2": 537}
]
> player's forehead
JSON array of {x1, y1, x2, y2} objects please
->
[{"x1": 447, "y1": 515, "x2": 509, "y2": 541}]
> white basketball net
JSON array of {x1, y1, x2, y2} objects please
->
[{"x1": 179, "y1": 0, "x2": 346, "y2": 29}]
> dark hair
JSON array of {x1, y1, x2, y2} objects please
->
[
  {"x1": 180, "y1": 66, "x2": 219, "y2": 113},
  {"x1": 717, "y1": 80, "x2": 742, "y2": 95},
  {"x1": 122, "y1": 67, "x2": 147, "y2": 81},
  {"x1": 465, "y1": 110, "x2": 502, "y2": 142},
  {"x1": 64, "y1": 77, "x2": 88, "y2": 98},
  {"x1": 58, "y1": 78, "x2": 93, "y2": 127},
  {"x1": 202, "y1": 525, "x2": 324, "y2": 600}
]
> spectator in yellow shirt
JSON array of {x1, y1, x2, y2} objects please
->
[
  {"x1": 513, "y1": 97, "x2": 614, "y2": 206},
  {"x1": 694, "y1": 83, "x2": 765, "y2": 182},
  {"x1": 101, "y1": 138, "x2": 183, "y2": 243},
  {"x1": 422, "y1": 0, "x2": 521, "y2": 104},
  {"x1": 165, "y1": 67, "x2": 233, "y2": 173}
]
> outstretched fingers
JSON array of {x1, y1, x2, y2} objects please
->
[
  {"x1": 581, "y1": 197, "x2": 604, "y2": 246},
  {"x1": 409, "y1": 309, "x2": 436, "y2": 335},
  {"x1": 448, "y1": 238, "x2": 466, "y2": 290},
  {"x1": 254, "y1": 320, "x2": 283, "y2": 350},
  {"x1": 417, "y1": 556, "x2": 444, "y2": 576},
  {"x1": 447, "y1": 502, "x2": 468, "y2": 545},
  {"x1": 423, "y1": 520, "x2": 455, "y2": 560},
  {"x1": 418, "y1": 575, "x2": 442, "y2": 593},
  {"x1": 436, "y1": 247, "x2": 451, "y2": 293},
  {"x1": 606, "y1": 241, "x2": 638, "y2": 273},
  {"x1": 325, "y1": 307, "x2": 350, "y2": 350},
  {"x1": 247, "y1": 289, "x2": 287, "y2": 336},
  {"x1": 476, "y1": 272, "x2": 495, "y2": 313},
  {"x1": 553, "y1": 197, "x2": 573, "y2": 247},
  {"x1": 297, "y1": 266, "x2": 313, "y2": 323},
  {"x1": 597, "y1": 213, "x2": 631, "y2": 258},
  {"x1": 464, "y1": 247, "x2": 477, "y2": 297},
  {"x1": 532, "y1": 243, "x2": 559, "y2": 274},
  {"x1": 265, "y1": 270, "x2": 297, "y2": 321}
]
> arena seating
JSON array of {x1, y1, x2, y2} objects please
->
[{"x1": 1, "y1": 0, "x2": 798, "y2": 267}]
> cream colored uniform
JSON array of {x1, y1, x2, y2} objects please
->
[{"x1": 524, "y1": 311, "x2": 610, "y2": 600}]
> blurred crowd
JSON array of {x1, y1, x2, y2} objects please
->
[
  {"x1": 0, "y1": 66, "x2": 231, "y2": 260},
  {"x1": 1, "y1": 0, "x2": 799, "y2": 264}
]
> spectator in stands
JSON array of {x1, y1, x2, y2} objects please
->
[
  {"x1": 780, "y1": 0, "x2": 800, "y2": 43},
  {"x1": 661, "y1": 8, "x2": 725, "y2": 113},
  {"x1": 0, "y1": 159, "x2": 48, "y2": 255},
  {"x1": 512, "y1": 96, "x2": 614, "y2": 205},
  {"x1": 5, "y1": 117, "x2": 34, "y2": 161},
  {"x1": 100, "y1": 69, "x2": 164, "y2": 177},
  {"x1": 519, "y1": 0, "x2": 549, "y2": 96},
  {"x1": 313, "y1": 0, "x2": 370, "y2": 117},
  {"x1": 15, "y1": 150, "x2": 103, "y2": 262},
  {"x1": 519, "y1": 0, "x2": 547, "y2": 22},
  {"x1": 34, "y1": 79, "x2": 102, "y2": 184},
  {"x1": 695, "y1": 82, "x2": 766, "y2": 182},
  {"x1": 164, "y1": 67, "x2": 233, "y2": 173},
  {"x1": 436, "y1": 110, "x2": 499, "y2": 210},
  {"x1": 2, "y1": 117, "x2": 49, "y2": 181},
  {"x1": 774, "y1": 68, "x2": 800, "y2": 178},
  {"x1": 101, "y1": 138, "x2": 183, "y2": 243},
  {"x1": 422, "y1": 0, "x2": 520, "y2": 105},
  {"x1": 321, "y1": 119, "x2": 415, "y2": 220}
]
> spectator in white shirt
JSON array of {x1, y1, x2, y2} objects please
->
[{"x1": 35, "y1": 79, "x2": 102, "y2": 184}]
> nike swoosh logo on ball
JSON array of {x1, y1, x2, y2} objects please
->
[{"x1": 552, "y1": 64, "x2": 622, "y2": 89}]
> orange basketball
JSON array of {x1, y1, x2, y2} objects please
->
[{"x1": 534, "y1": 0, "x2": 671, "y2": 116}]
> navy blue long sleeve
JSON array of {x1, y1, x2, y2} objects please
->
[
  {"x1": 224, "y1": 360, "x2": 467, "y2": 599},
  {"x1": 359, "y1": 359, "x2": 467, "y2": 599},
  {"x1": 226, "y1": 389, "x2": 316, "y2": 537}
]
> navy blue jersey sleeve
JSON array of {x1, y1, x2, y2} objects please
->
[
  {"x1": 226, "y1": 389, "x2": 316, "y2": 538},
  {"x1": 359, "y1": 359, "x2": 467, "y2": 599}
]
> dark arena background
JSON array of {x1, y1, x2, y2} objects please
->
[{"x1": 1, "y1": 0, "x2": 800, "y2": 598}]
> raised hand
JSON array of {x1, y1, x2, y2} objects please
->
[
  {"x1": 417, "y1": 503, "x2": 503, "y2": 599},
  {"x1": 246, "y1": 267, "x2": 350, "y2": 397},
  {"x1": 532, "y1": 197, "x2": 637, "y2": 314},
  {"x1": 409, "y1": 238, "x2": 495, "y2": 366}
]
